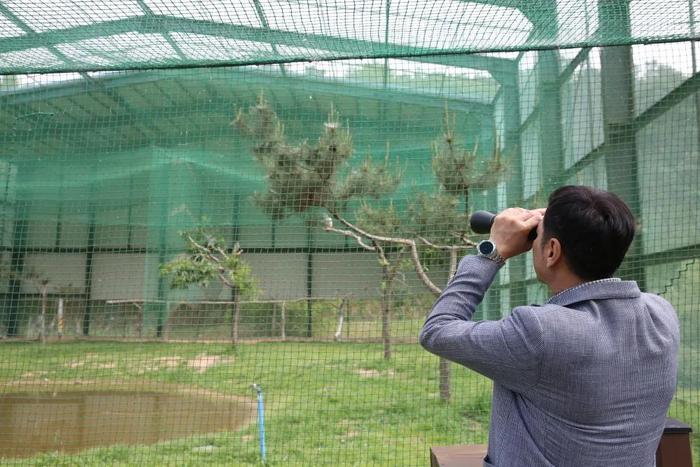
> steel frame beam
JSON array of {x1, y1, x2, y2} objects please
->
[{"x1": 0, "y1": 14, "x2": 516, "y2": 77}]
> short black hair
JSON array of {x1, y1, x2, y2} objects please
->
[{"x1": 542, "y1": 185, "x2": 636, "y2": 281}]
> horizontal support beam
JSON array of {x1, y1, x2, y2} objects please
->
[
  {"x1": 635, "y1": 72, "x2": 700, "y2": 131},
  {"x1": 1, "y1": 67, "x2": 492, "y2": 114},
  {"x1": 0, "y1": 245, "x2": 396, "y2": 255},
  {"x1": 493, "y1": 243, "x2": 700, "y2": 293},
  {"x1": 8, "y1": 241, "x2": 698, "y2": 266},
  {"x1": 558, "y1": 71, "x2": 700, "y2": 185},
  {"x1": 237, "y1": 71, "x2": 493, "y2": 116},
  {"x1": 1, "y1": 70, "x2": 492, "y2": 143},
  {"x1": 639, "y1": 244, "x2": 700, "y2": 267},
  {"x1": 0, "y1": 15, "x2": 515, "y2": 77}
]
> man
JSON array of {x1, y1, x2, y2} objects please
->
[{"x1": 420, "y1": 186, "x2": 679, "y2": 467}]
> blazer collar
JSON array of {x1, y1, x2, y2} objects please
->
[{"x1": 546, "y1": 278, "x2": 641, "y2": 307}]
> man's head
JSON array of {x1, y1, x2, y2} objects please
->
[{"x1": 533, "y1": 186, "x2": 636, "y2": 284}]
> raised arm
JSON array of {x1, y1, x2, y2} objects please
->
[{"x1": 420, "y1": 208, "x2": 545, "y2": 392}]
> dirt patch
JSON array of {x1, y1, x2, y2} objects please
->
[
  {"x1": 96, "y1": 363, "x2": 117, "y2": 369},
  {"x1": 157, "y1": 356, "x2": 184, "y2": 368},
  {"x1": 356, "y1": 369, "x2": 394, "y2": 378},
  {"x1": 20, "y1": 371, "x2": 47, "y2": 378},
  {"x1": 65, "y1": 354, "x2": 101, "y2": 368},
  {"x1": 129, "y1": 357, "x2": 183, "y2": 375},
  {"x1": 187, "y1": 354, "x2": 234, "y2": 373},
  {"x1": 116, "y1": 355, "x2": 235, "y2": 375}
]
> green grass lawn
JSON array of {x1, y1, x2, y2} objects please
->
[
  {"x1": 0, "y1": 341, "x2": 491, "y2": 466},
  {"x1": 0, "y1": 340, "x2": 698, "y2": 466}
]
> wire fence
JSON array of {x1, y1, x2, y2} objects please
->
[{"x1": 1, "y1": 1, "x2": 700, "y2": 465}]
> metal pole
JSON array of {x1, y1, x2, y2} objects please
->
[
  {"x1": 252, "y1": 383, "x2": 267, "y2": 463},
  {"x1": 598, "y1": 0, "x2": 645, "y2": 289}
]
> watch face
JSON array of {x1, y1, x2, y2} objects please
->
[{"x1": 479, "y1": 241, "x2": 494, "y2": 255}]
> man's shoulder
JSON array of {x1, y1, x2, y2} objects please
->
[
  {"x1": 509, "y1": 302, "x2": 579, "y2": 328},
  {"x1": 640, "y1": 290, "x2": 676, "y2": 309},
  {"x1": 509, "y1": 299, "x2": 612, "y2": 336},
  {"x1": 512, "y1": 289, "x2": 680, "y2": 336},
  {"x1": 639, "y1": 291, "x2": 681, "y2": 330}
]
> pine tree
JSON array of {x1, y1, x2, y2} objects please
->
[
  {"x1": 236, "y1": 95, "x2": 505, "y2": 399},
  {"x1": 160, "y1": 224, "x2": 258, "y2": 344}
]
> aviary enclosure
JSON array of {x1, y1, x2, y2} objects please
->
[{"x1": 0, "y1": 0, "x2": 698, "y2": 464}]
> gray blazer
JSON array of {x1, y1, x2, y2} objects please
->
[{"x1": 420, "y1": 255, "x2": 679, "y2": 467}]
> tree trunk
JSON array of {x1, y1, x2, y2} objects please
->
[
  {"x1": 57, "y1": 298, "x2": 64, "y2": 340},
  {"x1": 271, "y1": 302, "x2": 277, "y2": 337},
  {"x1": 40, "y1": 285, "x2": 48, "y2": 344},
  {"x1": 135, "y1": 304, "x2": 143, "y2": 338},
  {"x1": 449, "y1": 249, "x2": 459, "y2": 279},
  {"x1": 381, "y1": 266, "x2": 392, "y2": 360},
  {"x1": 334, "y1": 298, "x2": 346, "y2": 341},
  {"x1": 464, "y1": 189, "x2": 470, "y2": 216},
  {"x1": 231, "y1": 287, "x2": 240, "y2": 344},
  {"x1": 439, "y1": 249, "x2": 459, "y2": 402},
  {"x1": 280, "y1": 301, "x2": 286, "y2": 340},
  {"x1": 439, "y1": 357, "x2": 451, "y2": 401}
]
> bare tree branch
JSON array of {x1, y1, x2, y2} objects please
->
[
  {"x1": 217, "y1": 271, "x2": 236, "y2": 289},
  {"x1": 408, "y1": 244, "x2": 443, "y2": 296},
  {"x1": 332, "y1": 211, "x2": 413, "y2": 247},
  {"x1": 418, "y1": 236, "x2": 476, "y2": 250},
  {"x1": 186, "y1": 235, "x2": 217, "y2": 258},
  {"x1": 449, "y1": 249, "x2": 459, "y2": 280},
  {"x1": 331, "y1": 212, "x2": 442, "y2": 295},
  {"x1": 323, "y1": 222, "x2": 377, "y2": 252},
  {"x1": 385, "y1": 246, "x2": 407, "y2": 282},
  {"x1": 374, "y1": 240, "x2": 388, "y2": 266}
]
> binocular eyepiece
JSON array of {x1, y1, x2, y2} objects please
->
[{"x1": 469, "y1": 210, "x2": 538, "y2": 241}]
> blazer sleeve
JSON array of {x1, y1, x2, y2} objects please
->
[{"x1": 420, "y1": 255, "x2": 544, "y2": 392}]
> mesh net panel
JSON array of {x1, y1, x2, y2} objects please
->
[
  {"x1": 0, "y1": 0, "x2": 699, "y2": 465},
  {"x1": 1, "y1": 0, "x2": 693, "y2": 74}
]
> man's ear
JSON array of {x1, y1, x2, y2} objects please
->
[{"x1": 545, "y1": 238, "x2": 563, "y2": 268}]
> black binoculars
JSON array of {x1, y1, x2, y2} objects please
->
[{"x1": 469, "y1": 210, "x2": 538, "y2": 241}]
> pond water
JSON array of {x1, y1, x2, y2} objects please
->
[{"x1": 0, "y1": 390, "x2": 253, "y2": 458}]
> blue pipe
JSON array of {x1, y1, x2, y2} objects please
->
[{"x1": 252, "y1": 383, "x2": 267, "y2": 463}]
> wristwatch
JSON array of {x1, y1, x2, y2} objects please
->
[{"x1": 477, "y1": 240, "x2": 506, "y2": 266}]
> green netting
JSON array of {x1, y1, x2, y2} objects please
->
[
  {"x1": 1, "y1": 0, "x2": 700, "y2": 465},
  {"x1": 0, "y1": 0, "x2": 697, "y2": 74}
]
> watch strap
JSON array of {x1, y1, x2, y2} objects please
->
[{"x1": 477, "y1": 240, "x2": 506, "y2": 266}]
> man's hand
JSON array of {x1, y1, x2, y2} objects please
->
[{"x1": 490, "y1": 208, "x2": 545, "y2": 259}]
